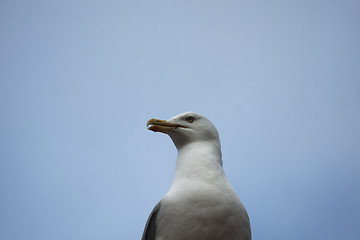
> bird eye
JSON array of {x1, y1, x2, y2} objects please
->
[{"x1": 186, "y1": 116, "x2": 195, "y2": 123}]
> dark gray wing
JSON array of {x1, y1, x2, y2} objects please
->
[{"x1": 141, "y1": 202, "x2": 161, "y2": 240}]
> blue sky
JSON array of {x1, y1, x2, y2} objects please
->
[{"x1": 1, "y1": 1, "x2": 360, "y2": 239}]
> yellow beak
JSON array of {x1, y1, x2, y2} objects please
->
[{"x1": 147, "y1": 118, "x2": 181, "y2": 133}]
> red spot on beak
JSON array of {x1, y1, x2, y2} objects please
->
[{"x1": 149, "y1": 126, "x2": 159, "y2": 132}]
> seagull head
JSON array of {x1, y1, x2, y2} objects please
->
[{"x1": 147, "y1": 112, "x2": 220, "y2": 149}]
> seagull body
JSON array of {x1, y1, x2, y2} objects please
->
[{"x1": 142, "y1": 112, "x2": 251, "y2": 240}]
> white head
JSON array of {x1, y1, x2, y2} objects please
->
[{"x1": 147, "y1": 112, "x2": 221, "y2": 150}]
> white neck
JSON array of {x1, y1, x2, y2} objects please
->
[{"x1": 171, "y1": 141, "x2": 225, "y2": 187}]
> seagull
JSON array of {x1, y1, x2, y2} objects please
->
[{"x1": 142, "y1": 112, "x2": 251, "y2": 240}]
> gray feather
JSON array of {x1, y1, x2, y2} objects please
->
[{"x1": 141, "y1": 202, "x2": 161, "y2": 240}]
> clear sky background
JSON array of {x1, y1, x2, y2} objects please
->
[{"x1": 1, "y1": 1, "x2": 360, "y2": 240}]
